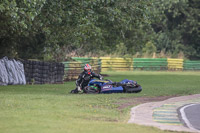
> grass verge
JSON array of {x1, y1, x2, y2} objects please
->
[{"x1": 0, "y1": 71, "x2": 200, "y2": 133}]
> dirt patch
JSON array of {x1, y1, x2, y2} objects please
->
[
  {"x1": 116, "y1": 95, "x2": 178, "y2": 111},
  {"x1": 84, "y1": 116, "x2": 118, "y2": 122}
]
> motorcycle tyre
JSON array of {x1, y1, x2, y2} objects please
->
[
  {"x1": 83, "y1": 86, "x2": 99, "y2": 94},
  {"x1": 124, "y1": 85, "x2": 142, "y2": 93}
]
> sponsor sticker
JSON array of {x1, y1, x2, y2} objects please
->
[{"x1": 103, "y1": 85, "x2": 112, "y2": 89}]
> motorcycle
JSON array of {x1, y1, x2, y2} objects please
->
[{"x1": 71, "y1": 79, "x2": 142, "y2": 94}]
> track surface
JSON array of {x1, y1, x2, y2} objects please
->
[
  {"x1": 180, "y1": 104, "x2": 200, "y2": 131},
  {"x1": 128, "y1": 94, "x2": 200, "y2": 133}
]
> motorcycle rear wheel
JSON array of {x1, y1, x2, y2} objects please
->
[{"x1": 124, "y1": 85, "x2": 142, "y2": 93}]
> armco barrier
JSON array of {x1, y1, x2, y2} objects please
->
[
  {"x1": 62, "y1": 58, "x2": 200, "y2": 81},
  {"x1": 72, "y1": 57, "x2": 101, "y2": 72},
  {"x1": 62, "y1": 61, "x2": 82, "y2": 80},
  {"x1": 100, "y1": 57, "x2": 133, "y2": 71},
  {"x1": 133, "y1": 58, "x2": 167, "y2": 70},
  {"x1": 183, "y1": 60, "x2": 200, "y2": 70},
  {"x1": 167, "y1": 58, "x2": 183, "y2": 70},
  {"x1": 63, "y1": 57, "x2": 101, "y2": 81}
]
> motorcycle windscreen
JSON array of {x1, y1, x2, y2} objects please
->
[{"x1": 100, "y1": 85, "x2": 123, "y2": 93}]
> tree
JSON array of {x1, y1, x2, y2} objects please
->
[
  {"x1": 152, "y1": 0, "x2": 200, "y2": 59},
  {"x1": 1, "y1": 0, "x2": 199, "y2": 60}
]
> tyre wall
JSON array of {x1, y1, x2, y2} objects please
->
[{"x1": 23, "y1": 60, "x2": 64, "y2": 84}]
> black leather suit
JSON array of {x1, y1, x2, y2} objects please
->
[{"x1": 76, "y1": 71, "x2": 102, "y2": 89}]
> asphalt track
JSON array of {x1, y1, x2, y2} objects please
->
[
  {"x1": 128, "y1": 94, "x2": 200, "y2": 133},
  {"x1": 179, "y1": 104, "x2": 200, "y2": 131}
]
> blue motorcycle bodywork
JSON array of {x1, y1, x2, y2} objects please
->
[{"x1": 88, "y1": 79, "x2": 137, "y2": 93}]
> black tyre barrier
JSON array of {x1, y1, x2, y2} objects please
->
[
  {"x1": 42, "y1": 66, "x2": 49, "y2": 70},
  {"x1": 41, "y1": 69, "x2": 49, "y2": 74},
  {"x1": 23, "y1": 60, "x2": 64, "y2": 84}
]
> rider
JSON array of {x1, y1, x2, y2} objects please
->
[{"x1": 75, "y1": 64, "x2": 103, "y2": 93}]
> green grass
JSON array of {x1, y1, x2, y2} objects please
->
[{"x1": 0, "y1": 71, "x2": 200, "y2": 133}]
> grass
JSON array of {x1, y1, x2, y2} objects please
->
[{"x1": 0, "y1": 71, "x2": 200, "y2": 133}]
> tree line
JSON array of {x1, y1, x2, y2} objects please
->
[{"x1": 0, "y1": 0, "x2": 199, "y2": 61}]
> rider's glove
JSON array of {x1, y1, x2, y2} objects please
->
[
  {"x1": 100, "y1": 75, "x2": 103, "y2": 80},
  {"x1": 77, "y1": 86, "x2": 81, "y2": 91}
]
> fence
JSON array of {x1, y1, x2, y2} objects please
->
[
  {"x1": 183, "y1": 60, "x2": 200, "y2": 70},
  {"x1": 62, "y1": 57, "x2": 200, "y2": 81},
  {"x1": 133, "y1": 58, "x2": 167, "y2": 71},
  {"x1": 167, "y1": 58, "x2": 183, "y2": 70},
  {"x1": 72, "y1": 57, "x2": 101, "y2": 72},
  {"x1": 100, "y1": 57, "x2": 133, "y2": 71},
  {"x1": 63, "y1": 57, "x2": 101, "y2": 81}
]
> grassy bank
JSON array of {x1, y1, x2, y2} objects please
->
[{"x1": 0, "y1": 71, "x2": 200, "y2": 133}]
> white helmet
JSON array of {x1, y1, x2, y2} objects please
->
[{"x1": 84, "y1": 64, "x2": 92, "y2": 74}]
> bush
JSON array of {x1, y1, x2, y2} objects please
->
[{"x1": 142, "y1": 41, "x2": 157, "y2": 55}]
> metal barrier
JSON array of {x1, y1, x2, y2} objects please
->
[
  {"x1": 183, "y1": 60, "x2": 200, "y2": 70},
  {"x1": 62, "y1": 57, "x2": 200, "y2": 81},
  {"x1": 62, "y1": 61, "x2": 82, "y2": 81},
  {"x1": 133, "y1": 58, "x2": 167, "y2": 71},
  {"x1": 100, "y1": 57, "x2": 133, "y2": 71},
  {"x1": 167, "y1": 58, "x2": 183, "y2": 70},
  {"x1": 63, "y1": 57, "x2": 101, "y2": 81}
]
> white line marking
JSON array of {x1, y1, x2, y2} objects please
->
[{"x1": 180, "y1": 104, "x2": 200, "y2": 132}]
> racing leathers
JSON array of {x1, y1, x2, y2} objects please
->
[{"x1": 75, "y1": 71, "x2": 103, "y2": 92}]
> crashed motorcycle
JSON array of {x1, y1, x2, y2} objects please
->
[{"x1": 71, "y1": 79, "x2": 142, "y2": 94}]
